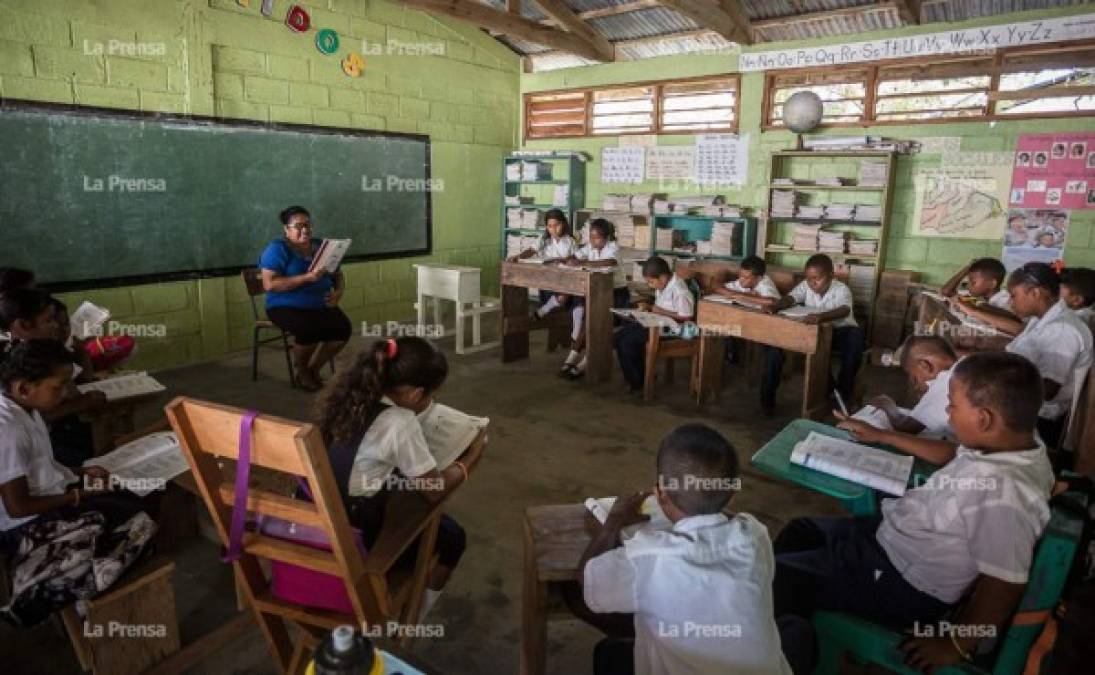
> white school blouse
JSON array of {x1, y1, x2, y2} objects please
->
[
  {"x1": 577, "y1": 241, "x2": 627, "y2": 288},
  {"x1": 726, "y1": 274, "x2": 781, "y2": 300},
  {"x1": 789, "y1": 279, "x2": 857, "y2": 328},
  {"x1": 655, "y1": 274, "x2": 695, "y2": 319},
  {"x1": 346, "y1": 398, "x2": 436, "y2": 497},
  {"x1": 0, "y1": 394, "x2": 77, "y2": 532},
  {"x1": 1006, "y1": 299, "x2": 1094, "y2": 420},
  {"x1": 538, "y1": 235, "x2": 578, "y2": 261}
]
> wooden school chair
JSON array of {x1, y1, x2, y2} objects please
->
[
  {"x1": 641, "y1": 278, "x2": 702, "y2": 403},
  {"x1": 811, "y1": 489, "x2": 1088, "y2": 675},
  {"x1": 166, "y1": 397, "x2": 479, "y2": 674},
  {"x1": 241, "y1": 268, "x2": 296, "y2": 386}
]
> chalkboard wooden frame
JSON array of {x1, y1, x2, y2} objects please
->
[{"x1": 0, "y1": 99, "x2": 433, "y2": 293}]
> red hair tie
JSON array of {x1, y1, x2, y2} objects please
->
[{"x1": 386, "y1": 339, "x2": 398, "y2": 359}]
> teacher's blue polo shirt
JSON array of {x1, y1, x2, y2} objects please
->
[{"x1": 258, "y1": 238, "x2": 335, "y2": 310}]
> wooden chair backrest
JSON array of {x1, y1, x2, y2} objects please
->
[{"x1": 241, "y1": 268, "x2": 266, "y2": 321}]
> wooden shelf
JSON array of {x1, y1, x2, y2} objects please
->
[
  {"x1": 765, "y1": 247, "x2": 879, "y2": 262},
  {"x1": 768, "y1": 217, "x2": 882, "y2": 225},
  {"x1": 766, "y1": 184, "x2": 885, "y2": 191}
]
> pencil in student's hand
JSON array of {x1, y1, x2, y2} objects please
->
[{"x1": 834, "y1": 389, "x2": 849, "y2": 417}]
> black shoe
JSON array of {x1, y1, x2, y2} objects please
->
[{"x1": 564, "y1": 365, "x2": 584, "y2": 380}]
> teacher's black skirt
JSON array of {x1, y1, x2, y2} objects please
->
[{"x1": 267, "y1": 306, "x2": 353, "y2": 345}]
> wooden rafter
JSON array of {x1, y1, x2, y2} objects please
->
[
  {"x1": 893, "y1": 0, "x2": 921, "y2": 25},
  {"x1": 717, "y1": 0, "x2": 753, "y2": 45},
  {"x1": 400, "y1": 0, "x2": 613, "y2": 61},
  {"x1": 656, "y1": 0, "x2": 750, "y2": 44},
  {"x1": 530, "y1": 0, "x2": 615, "y2": 61}
]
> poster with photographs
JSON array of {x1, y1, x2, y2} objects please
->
[
  {"x1": 1001, "y1": 208, "x2": 1069, "y2": 272},
  {"x1": 1011, "y1": 132, "x2": 1095, "y2": 209}
]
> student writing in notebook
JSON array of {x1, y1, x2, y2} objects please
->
[
  {"x1": 576, "y1": 424, "x2": 805, "y2": 675},
  {"x1": 835, "y1": 335, "x2": 959, "y2": 466},
  {"x1": 773, "y1": 352, "x2": 1055, "y2": 673},
  {"x1": 313, "y1": 337, "x2": 483, "y2": 618}
]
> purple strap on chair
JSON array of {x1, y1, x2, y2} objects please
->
[{"x1": 222, "y1": 409, "x2": 260, "y2": 563}]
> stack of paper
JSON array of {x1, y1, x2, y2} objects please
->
[
  {"x1": 521, "y1": 161, "x2": 551, "y2": 181},
  {"x1": 603, "y1": 194, "x2": 632, "y2": 212},
  {"x1": 701, "y1": 204, "x2": 742, "y2": 217},
  {"x1": 825, "y1": 203, "x2": 855, "y2": 221},
  {"x1": 790, "y1": 431, "x2": 913, "y2": 496},
  {"x1": 695, "y1": 240, "x2": 713, "y2": 256},
  {"x1": 630, "y1": 194, "x2": 660, "y2": 214},
  {"x1": 772, "y1": 177, "x2": 798, "y2": 186},
  {"x1": 848, "y1": 239, "x2": 879, "y2": 256},
  {"x1": 818, "y1": 230, "x2": 848, "y2": 253},
  {"x1": 506, "y1": 235, "x2": 524, "y2": 258},
  {"x1": 816, "y1": 177, "x2": 846, "y2": 187},
  {"x1": 673, "y1": 195, "x2": 723, "y2": 212},
  {"x1": 854, "y1": 204, "x2": 882, "y2": 222},
  {"x1": 797, "y1": 204, "x2": 825, "y2": 219},
  {"x1": 522, "y1": 209, "x2": 541, "y2": 229},
  {"x1": 552, "y1": 184, "x2": 569, "y2": 206},
  {"x1": 710, "y1": 221, "x2": 740, "y2": 256},
  {"x1": 505, "y1": 163, "x2": 521, "y2": 181},
  {"x1": 859, "y1": 161, "x2": 888, "y2": 187},
  {"x1": 653, "y1": 199, "x2": 672, "y2": 214},
  {"x1": 614, "y1": 214, "x2": 638, "y2": 248},
  {"x1": 506, "y1": 208, "x2": 524, "y2": 228},
  {"x1": 792, "y1": 224, "x2": 823, "y2": 251},
  {"x1": 78, "y1": 372, "x2": 166, "y2": 401},
  {"x1": 771, "y1": 190, "x2": 796, "y2": 217},
  {"x1": 504, "y1": 195, "x2": 533, "y2": 206}
]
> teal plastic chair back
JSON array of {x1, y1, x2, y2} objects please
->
[{"x1": 812, "y1": 489, "x2": 1088, "y2": 675}]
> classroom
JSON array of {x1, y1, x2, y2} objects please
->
[{"x1": 1, "y1": 0, "x2": 1094, "y2": 674}]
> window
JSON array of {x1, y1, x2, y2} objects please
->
[
  {"x1": 761, "y1": 41, "x2": 1095, "y2": 129},
  {"x1": 524, "y1": 76, "x2": 739, "y2": 140}
]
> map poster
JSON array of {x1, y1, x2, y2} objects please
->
[
  {"x1": 911, "y1": 165, "x2": 1010, "y2": 239},
  {"x1": 1011, "y1": 132, "x2": 1095, "y2": 210},
  {"x1": 1001, "y1": 208, "x2": 1069, "y2": 272}
]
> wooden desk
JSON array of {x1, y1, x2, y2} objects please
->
[
  {"x1": 413, "y1": 263, "x2": 499, "y2": 355},
  {"x1": 696, "y1": 299, "x2": 833, "y2": 419},
  {"x1": 522, "y1": 504, "x2": 594, "y2": 675},
  {"x1": 501, "y1": 262, "x2": 614, "y2": 382},
  {"x1": 80, "y1": 393, "x2": 161, "y2": 456}
]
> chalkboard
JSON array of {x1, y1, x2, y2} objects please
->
[{"x1": 0, "y1": 100, "x2": 432, "y2": 290}]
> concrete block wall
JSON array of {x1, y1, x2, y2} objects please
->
[{"x1": 1, "y1": 0, "x2": 519, "y2": 370}]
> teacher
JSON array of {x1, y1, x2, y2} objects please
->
[{"x1": 259, "y1": 205, "x2": 353, "y2": 391}]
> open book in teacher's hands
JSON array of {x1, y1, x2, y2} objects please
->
[
  {"x1": 417, "y1": 402, "x2": 489, "y2": 470},
  {"x1": 309, "y1": 238, "x2": 352, "y2": 275},
  {"x1": 790, "y1": 431, "x2": 913, "y2": 496}
]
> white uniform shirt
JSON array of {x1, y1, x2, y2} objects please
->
[
  {"x1": 987, "y1": 289, "x2": 1012, "y2": 310},
  {"x1": 726, "y1": 274, "x2": 781, "y2": 300},
  {"x1": 909, "y1": 366, "x2": 955, "y2": 440},
  {"x1": 584, "y1": 513, "x2": 793, "y2": 675},
  {"x1": 1073, "y1": 305, "x2": 1094, "y2": 329},
  {"x1": 0, "y1": 394, "x2": 77, "y2": 532},
  {"x1": 877, "y1": 443, "x2": 1054, "y2": 603},
  {"x1": 578, "y1": 241, "x2": 627, "y2": 288},
  {"x1": 1006, "y1": 299, "x2": 1094, "y2": 420},
  {"x1": 655, "y1": 274, "x2": 695, "y2": 319},
  {"x1": 538, "y1": 235, "x2": 578, "y2": 261},
  {"x1": 789, "y1": 279, "x2": 857, "y2": 328},
  {"x1": 347, "y1": 399, "x2": 436, "y2": 497}
]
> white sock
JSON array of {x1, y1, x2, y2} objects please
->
[
  {"x1": 571, "y1": 306, "x2": 585, "y2": 341},
  {"x1": 537, "y1": 296, "x2": 559, "y2": 318},
  {"x1": 575, "y1": 355, "x2": 588, "y2": 372},
  {"x1": 563, "y1": 349, "x2": 582, "y2": 367},
  {"x1": 420, "y1": 588, "x2": 442, "y2": 619}
]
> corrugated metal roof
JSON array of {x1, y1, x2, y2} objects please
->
[
  {"x1": 752, "y1": 3, "x2": 902, "y2": 43},
  {"x1": 922, "y1": 0, "x2": 1090, "y2": 23},
  {"x1": 587, "y1": 7, "x2": 700, "y2": 41}
]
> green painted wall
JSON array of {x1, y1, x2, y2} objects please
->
[
  {"x1": 0, "y1": 0, "x2": 519, "y2": 370},
  {"x1": 521, "y1": 4, "x2": 1095, "y2": 286}
]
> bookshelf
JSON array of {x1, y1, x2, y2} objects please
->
[
  {"x1": 761, "y1": 150, "x2": 897, "y2": 323},
  {"x1": 501, "y1": 152, "x2": 586, "y2": 259}
]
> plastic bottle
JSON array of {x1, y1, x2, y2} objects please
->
[{"x1": 306, "y1": 625, "x2": 383, "y2": 675}]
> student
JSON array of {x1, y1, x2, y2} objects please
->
[
  {"x1": 579, "y1": 424, "x2": 801, "y2": 675},
  {"x1": 560, "y1": 218, "x2": 630, "y2": 380},
  {"x1": 313, "y1": 337, "x2": 483, "y2": 618},
  {"x1": 509, "y1": 209, "x2": 579, "y2": 321},
  {"x1": 0, "y1": 267, "x2": 35, "y2": 294},
  {"x1": 711, "y1": 255, "x2": 782, "y2": 308},
  {"x1": 763, "y1": 254, "x2": 863, "y2": 416},
  {"x1": 613, "y1": 257, "x2": 695, "y2": 395},
  {"x1": 1060, "y1": 266, "x2": 1095, "y2": 329},
  {"x1": 774, "y1": 352, "x2": 1055, "y2": 673},
  {"x1": 835, "y1": 335, "x2": 959, "y2": 465},
  {"x1": 942, "y1": 258, "x2": 1023, "y2": 336},
  {"x1": 1004, "y1": 262, "x2": 1093, "y2": 449},
  {"x1": 48, "y1": 298, "x2": 95, "y2": 383}
]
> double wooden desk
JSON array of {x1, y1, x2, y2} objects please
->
[
  {"x1": 695, "y1": 299, "x2": 833, "y2": 420},
  {"x1": 501, "y1": 262, "x2": 614, "y2": 382}
]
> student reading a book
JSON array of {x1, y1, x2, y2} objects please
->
[
  {"x1": 314, "y1": 337, "x2": 483, "y2": 618},
  {"x1": 1060, "y1": 266, "x2": 1095, "y2": 330},
  {"x1": 1004, "y1": 262, "x2": 1093, "y2": 451},
  {"x1": 773, "y1": 352, "x2": 1055, "y2": 673},
  {"x1": 559, "y1": 218, "x2": 630, "y2": 380},
  {"x1": 941, "y1": 258, "x2": 1023, "y2": 336},
  {"x1": 575, "y1": 423, "x2": 804, "y2": 675},
  {"x1": 835, "y1": 335, "x2": 959, "y2": 466},
  {"x1": 259, "y1": 205, "x2": 352, "y2": 392},
  {"x1": 509, "y1": 209, "x2": 580, "y2": 323},
  {"x1": 763, "y1": 254, "x2": 864, "y2": 417},
  {"x1": 710, "y1": 255, "x2": 782, "y2": 309},
  {"x1": 613, "y1": 257, "x2": 695, "y2": 395}
]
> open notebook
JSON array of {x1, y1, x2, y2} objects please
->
[
  {"x1": 702, "y1": 293, "x2": 766, "y2": 311},
  {"x1": 84, "y1": 431, "x2": 188, "y2": 497},
  {"x1": 417, "y1": 402, "x2": 489, "y2": 469},
  {"x1": 779, "y1": 305, "x2": 829, "y2": 319},
  {"x1": 610, "y1": 309, "x2": 680, "y2": 332},
  {"x1": 77, "y1": 372, "x2": 166, "y2": 401},
  {"x1": 790, "y1": 431, "x2": 913, "y2": 496}
]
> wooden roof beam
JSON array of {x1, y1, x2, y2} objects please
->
[
  {"x1": 893, "y1": 0, "x2": 921, "y2": 25},
  {"x1": 717, "y1": 0, "x2": 753, "y2": 45},
  {"x1": 656, "y1": 0, "x2": 750, "y2": 44},
  {"x1": 530, "y1": 0, "x2": 615, "y2": 61},
  {"x1": 400, "y1": 0, "x2": 613, "y2": 61}
]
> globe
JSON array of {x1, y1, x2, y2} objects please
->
[{"x1": 784, "y1": 91, "x2": 824, "y2": 133}]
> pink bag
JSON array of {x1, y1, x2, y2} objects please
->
[{"x1": 224, "y1": 411, "x2": 366, "y2": 615}]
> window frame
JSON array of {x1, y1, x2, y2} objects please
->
[
  {"x1": 760, "y1": 39, "x2": 1095, "y2": 131},
  {"x1": 524, "y1": 74, "x2": 740, "y2": 142}
]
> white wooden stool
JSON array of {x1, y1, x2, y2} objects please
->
[{"x1": 413, "y1": 263, "x2": 500, "y2": 355}]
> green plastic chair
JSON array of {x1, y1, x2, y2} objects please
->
[{"x1": 812, "y1": 490, "x2": 1088, "y2": 675}]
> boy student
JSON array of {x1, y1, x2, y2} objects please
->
[
  {"x1": 710, "y1": 255, "x2": 782, "y2": 308},
  {"x1": 940, "y1": 257, "x2": 1023, "y2": 336},
  {"x1": 774, "y1": 352, "x2": 1055, "y2": 673},
  {"x1": 1060, "y1": 266, "x2": 1095, "y2": 329},
  {"x1": 835, "y1": 335, "x2": 959, "y2": 466},
  {"x1": 579, "y1": 424, "x2": 801, "y2": 675},
  {"x1": 613, "y1": 257, "x2": 694, "y2": 395},
  {"x1": 762, "y1": 254, "x2": 864, "y2": 416}
]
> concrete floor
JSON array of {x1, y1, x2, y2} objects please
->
[{"x1": 2, "y1": 331, "x2": 905, "y2": 675}]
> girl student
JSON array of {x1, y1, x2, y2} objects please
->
[
  {"x1": 313, "y1": 336, "x2": 484, "y2": 618},
  {"x1": 1004, "y1": 262, "x2": 1093, "y2": 450},
  {"x1": 559, "y1": 218, "x2": 630, "y2": 379},
  {"x1": 508, "y1": 208, "x2": 579, "y2": 320}
]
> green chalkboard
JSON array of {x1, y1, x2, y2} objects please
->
[{"x1": 0, "y1": 101, "x2": 432, "y2": 289}]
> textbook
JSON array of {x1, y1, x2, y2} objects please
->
[
  {"x1": 585, "y1": 495, "x2": 671, "y2": 538},
  {"x1": 779, "y1": 305, "x2": 829, "y2": 320},
  {"x1": 76, "y1": 372, "x2": 166, "y2": 401},
  {"x1": 610, "y1": 309, "x2": 680, "y2": 332},
  {"x1": 417, "y1": 402, "x2": 489, "y2": 469},
  {"x1": 308, "y1": 238, "x2": 352, "y2": 274},
  {"x1": 83, "y1": 431, "x2": 188, "y2": 497},
  {"x1": 70, "y1": 301, "x2": 110, "y2": 339},
  {"x1": 790, "y1": 431, "x2": 913, "y2": 496},
  {"x1": 702, "y1": 293, "x2": 766, "y2": 311}
]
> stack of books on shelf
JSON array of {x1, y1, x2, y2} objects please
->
[
  {"x1": 504, "y1": 195, "x2": 533, "y2": 206},
  {"x1": 552, "y1": 185, "x2": 569, "y2": 206},
  {"x1": 710, "y1": 221, "x2": 740, "y2": 256},
  {"x1": 672, "y1": 195, "x2": 722, "y2": 212},
  {"x1": 521, "y1": 161, "x2": 552, "y2": 181},
  {"x1": 815, "y1": 177, "x2": 846, "y2": 187},
  {"x1": 695, "y1": 240, "x2": 713, "y2": 256},
  {"x1": 700, "y1": 204, "x2": 742, "y2": 218},
  {"x1": 630, "y1": 194, "x2": 658, "y2": 215},
  {"x1": 825, "y1": 203, "x2": 855, "y2": 221},
  {"x1": 634, "y1": 225, "x2": 677, "y2": 251},
  {"x1": 653, "y1": 198, "x2": 672, "y2": 214},
  {"x1": 792, "y1": 224, "x2": 823, "y2": 251},
  {"x1": 772, "y1": 177, "x2": 799, "y2": 186},
  {"x1": 797, "y1": 204, "x2": 825, "y2": 219},
  {"x1": 506, "y1": 234, "x2": 541, "y2": 258},
  {"x1": 848, "y1": 239, "x2": 879, "y2": 256},
  {"x1": 854, "y1": 204, "x2": 882, "y2": 222},
  {"x1": 613, "y1": 214, "x2": 641, "y2": 248},
  {"x1": 505, "y1": 163, "x2": 522, "y2": 181},
  {"x1": 859, "y1": 161, "x2": 888, "y2": 187},
  {"x1": 771, "y1": 190, "x2": 796, "y2": 217},
  {"x1": 603, "y1": 194, "x2": 632, "y2": 212},
  {"x1": 818, "y1": 230, "x2": 848, "y2": 253},
  {"x1": 506, "y1": 208, "x2": 541, "y2": 229}
]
